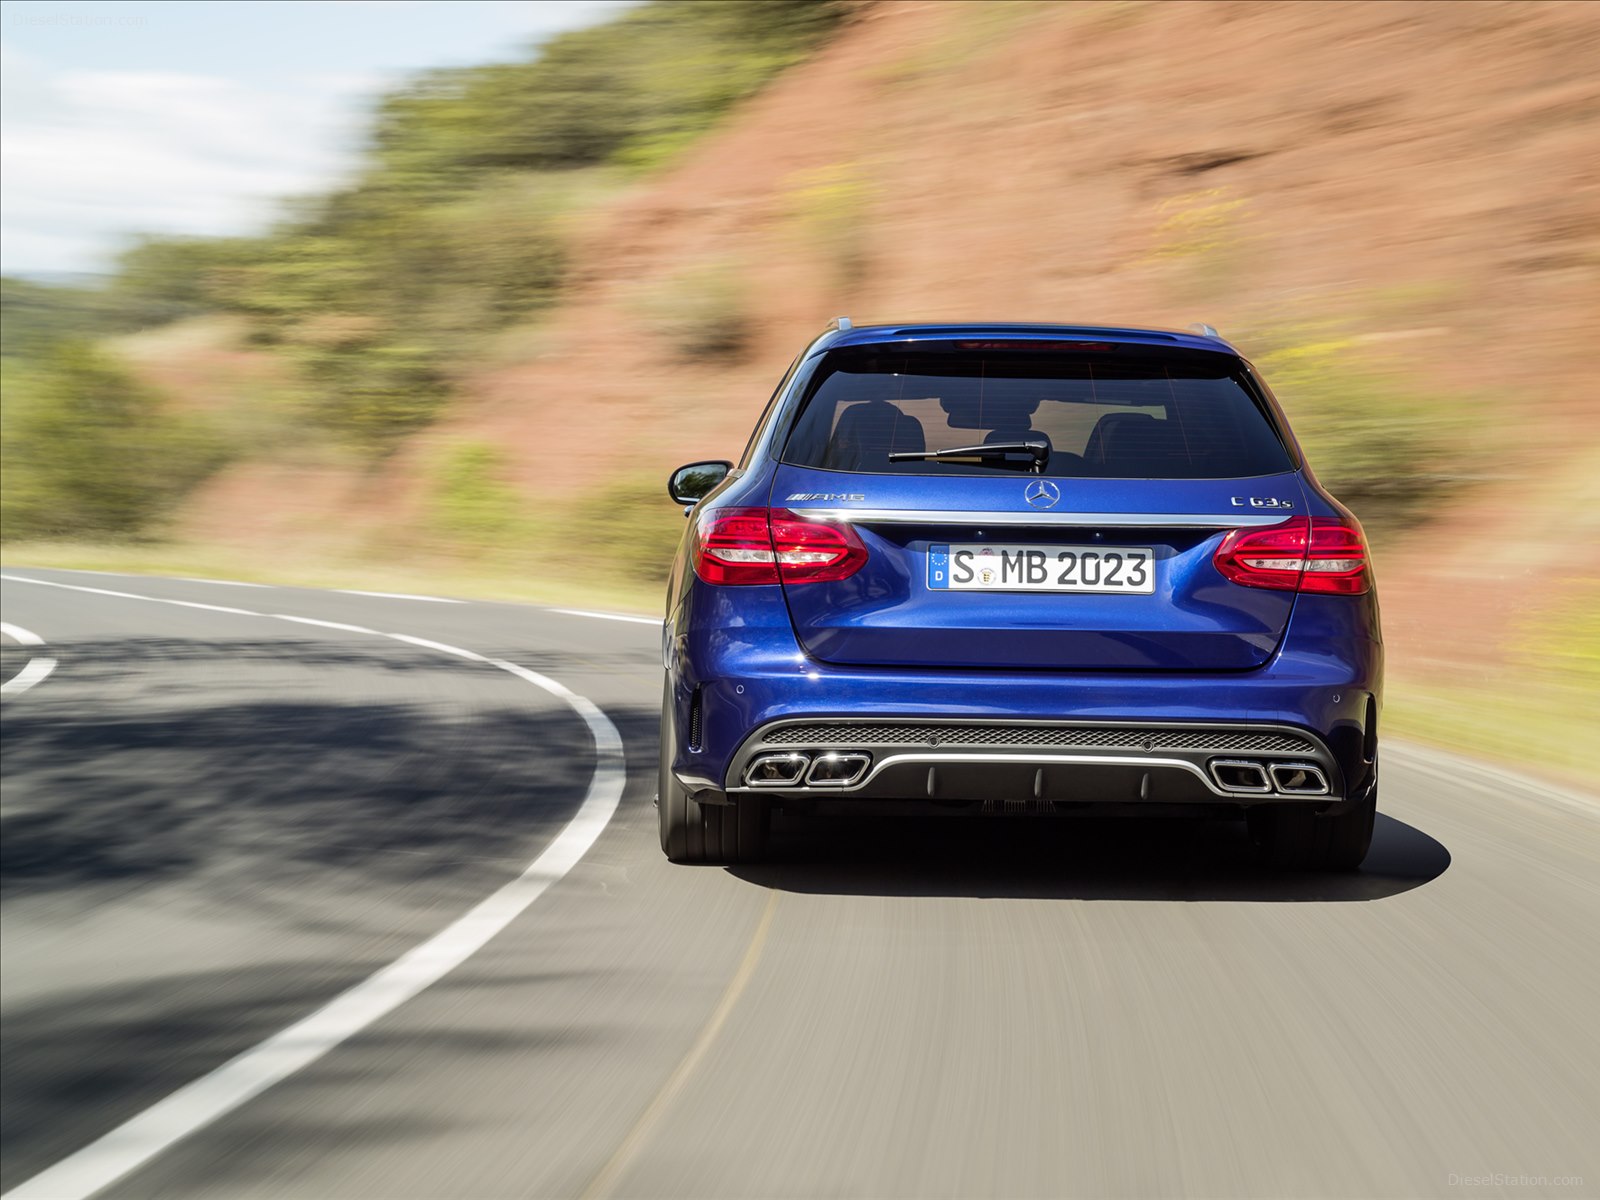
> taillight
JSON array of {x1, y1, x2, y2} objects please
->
[
  {"x1": 769, "y1": 509, "x2": 870, "y2": 583},
  {"x1": 1213, "y1": 516, "x2": 1370, "y2": 595},
  {"x1": 692, "y1": 507, "x2": 868, "y2": 586},
  {"x1": 691, "y1": 508, "x2": 777, "y2": 585}
]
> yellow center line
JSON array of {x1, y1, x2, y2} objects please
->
[{"x1": 581, "y1": 888, "x2": 780, "y2": 1200}]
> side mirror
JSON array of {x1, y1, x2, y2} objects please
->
[{"x1": 667, "y1": 460, "x2": 733, "y2": 506}]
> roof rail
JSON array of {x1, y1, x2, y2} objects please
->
[
  {"x1": 1188, "y1": 322, "x2": 1222, "y2": 339},
  {"x1": 828, "y1": 315, "x2": 853, "y2": 332}
]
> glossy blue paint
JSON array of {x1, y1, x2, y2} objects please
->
[
  {"x1": 770, "y1": 464, "x2": 1304, "y2": 671},
  {"x1": 662, "y1": 322, "x2": 1383, "y2": 803}
]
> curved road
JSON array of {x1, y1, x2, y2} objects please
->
[{"x1": 1, "y1": 568, "x2": 1596, "y2": 1199}]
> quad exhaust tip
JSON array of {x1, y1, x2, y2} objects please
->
[
  {"x1": 744, "y1": 752, "x2": 810, "y2": 787},
  {"x1": 1269, "y1": 762, "x2": 1330, "y2": 795},
  {"x1": 742, "y1": 751, "x2": 874, "y2": 788},
  {"x1": 806, "y1": 752, "x2": 872, "y2": 787},
  {"x1": 1209, "y1": 758, "x2": 1331, "y2": 795},
  {"x1": 1209, "y1": 759, "x2": 1272, "y2": 794}
]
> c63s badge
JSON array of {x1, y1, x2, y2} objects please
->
[{"x1": 1231, "y1": 496, "x2": 1294, "y2": 509}]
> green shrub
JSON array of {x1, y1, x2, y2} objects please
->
[
  {"x1": 427, "y1": 450, "x2": 682, "y2": 584},
  {"x1": 371, "y1": 1, "x2": 845, "y2": 182},
  {"x1": 568, "y1": 476, "x2": 686, "y2": 584},
  {"x1": 298, "y1": 340, "x2": 452, "y2": 458},
  {"x1": 1143, "y1": 187, "x2": 1252, "y2": 305},
  {"x1": 429, "y1": 441, "x2": 529, "y2": 553},
  {"x1": 109, "y1": 234, "x2": 267, "y2": 325},
  {"x1": 0, "y1": 342, "x2": 226, "y2": 541},
  {"x1": 1, "y1": 277, "x2": 123, "y2": 360},
  {"x1": 1246, "y1": 327, "x2": 1469, "y2": 528},
  {"x1": 786, "y1": 161, "x2": 873, "y2": 287},
  {"x1": 639, "y1": 261, "x2": 753, "y2": 361},
  {"x1": 1520, "y1": 584, "x2": 1600, "y2": 691}
]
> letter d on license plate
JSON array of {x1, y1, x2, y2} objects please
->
[{"x1": 928, "y1": 543, "x2": 1154, "y2": 593}]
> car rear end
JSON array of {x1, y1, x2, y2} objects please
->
[{"x1": 661, "y1": 323, "x2": 1382, "y2": 868}]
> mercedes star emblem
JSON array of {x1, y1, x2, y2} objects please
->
[{"x1": 1024, "y1": 480, "x2": 1061, "y2": 510}]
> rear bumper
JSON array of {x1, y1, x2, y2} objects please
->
[
  {"x1": 724, "y1": 718, "x2": 1341, "y2": 805},
  {"x1": 667, "y1": 586, "x2": 1382, "y2": 807}
]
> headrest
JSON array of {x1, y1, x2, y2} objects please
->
[
  {"x1": 939, "y1": 384, "x2": 1041, "y2": 431},
  {"x1": 1085, "y1": 412, "x2": 1159, "y2": 463}
]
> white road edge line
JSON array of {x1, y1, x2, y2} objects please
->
[
  {"x1": 0, "y1": 622, "x2": 57, "y2": 698},
  {"x1": 0, "y1": 574, "x2": 628, "y2": 1200},
  {"x1": 272, "y1": 615, "x2": 379, "y2": 636},
  {"x1": 0, "y1": 621, "x2": 46, "y2": 647},
  {"x1": 6, "y1": 567, "x2": 656, "y2": 627},
  {"x1": 553, "y1": 608, "x2": 662, "y2": 626},
  {"x1": 25, "y1": 568, "x2": 127, "y2": 576},
  {"x1": 0, "y1": 578, "x2": 259, "y2": 618},
  {"x1": 338, "y1": 589, "x2": 463, "y2": 603},
  {"x1": 0, "y1": 657, "x2": 57, "y2": 697}
]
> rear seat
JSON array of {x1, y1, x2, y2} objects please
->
[
  {"x1": 824, "y1": 401, "x2": 926, "y2": 471},
  {"x1": 1084, "y1": 412, "x2": 1197, "y2": 475}
]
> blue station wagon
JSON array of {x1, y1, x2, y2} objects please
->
[{"x1": 659, "y1": 321, "x2": 1382, "y2": 870}]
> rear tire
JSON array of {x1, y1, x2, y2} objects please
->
[
  {"x1": 658, "y1": 678, "x2": 768, "y2": 863},
  {"x1": 1249, "y1": 768, "x2": 1377, "y2": 871}
]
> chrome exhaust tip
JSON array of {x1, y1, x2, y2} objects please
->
[
  {"x1": 1269, "y1": 762, "x2": 1330, "y2": 795},
  {"x1": 804, "y1": 752, "x2": 871, "y2": 787},
  {"x1": 744, "y1": 752, "x2": 810, "y2": 787},
  {"x1": 1209, "y1": 759, "x2": 1272, "y2": 794}
]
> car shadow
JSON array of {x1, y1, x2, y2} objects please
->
[{"x1": 727, "y1": 810, "x2": 1449, "y2": 902}]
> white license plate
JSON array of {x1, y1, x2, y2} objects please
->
[{"x1": 928, "y1": 543, "x2": 1155, "y2": 593}]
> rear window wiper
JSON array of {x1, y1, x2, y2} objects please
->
[{"x1": 887, "y1": 440, "x2": 1049, "y2": 473}]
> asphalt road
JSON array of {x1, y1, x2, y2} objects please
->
[{"x1": 2, "y1": 567, "x2": 1596, "y2": 1200}]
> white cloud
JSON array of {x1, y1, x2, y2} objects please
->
[
  {"x1": 0, "y1": 44, "x2": 367, "y2": 274},
  {"x1": 0, "y1": 2, "x2": 635, "y2": 276}
]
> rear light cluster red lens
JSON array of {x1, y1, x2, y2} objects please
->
[
  {"x1": 1213, "y1": 516, "x2": 1371, "y2": 595},
  {"x1": 692, "y1": 507, "x2": 868, "y2": 586}
]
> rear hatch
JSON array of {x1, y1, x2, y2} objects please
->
[{"x1": 771, "y1": 341, "x2": 1306, "y2": 672}]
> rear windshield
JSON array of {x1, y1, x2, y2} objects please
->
[{"x1": 780, "y1": 349, "x2": 1293, "y2": 479}]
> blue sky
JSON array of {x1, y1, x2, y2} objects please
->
[{"x1": 1, "y1": 0, "x2": 634, "y2": 276}]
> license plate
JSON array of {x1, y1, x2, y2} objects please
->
[{"x1": 928, "y1": 543, "x2": 1155, "y2": 593}]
